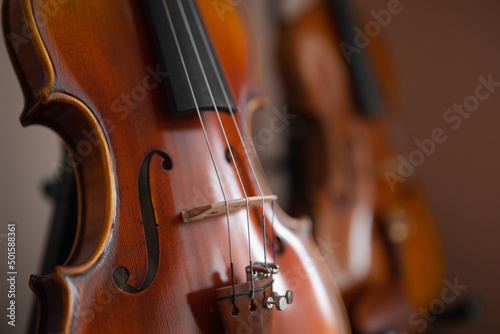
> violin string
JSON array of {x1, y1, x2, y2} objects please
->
[
  {"x1": 186, "y1": 0, "x2": 270, "y2": 271},
  {"x1": 272, "y1": 199, "x2": 276, "y2": 264},
  {"x1": 177, "y1": 0, "x2": 256, "y2": 301},
  {"x1": 160, "y1": 0, "x2": 238, "y2": 305},
  {"x1": 241, "y1": 126, "x2": 278, "y2": 263}
]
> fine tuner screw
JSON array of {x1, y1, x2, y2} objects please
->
[{"x1": 264, "y1": 290, "x2": 293, "y2": 311}]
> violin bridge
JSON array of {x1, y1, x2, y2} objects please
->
[{"x1": 181, "y1": 195, "x2": 277, "y2": 223}]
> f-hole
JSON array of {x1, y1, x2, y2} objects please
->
[{"x1": 113, "y1": 150, "x2": 172, "y2": 293}]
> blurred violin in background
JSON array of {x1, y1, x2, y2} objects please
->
[
  {"x1": 3, "y1": 0, "x2": 350, "y2": 332},
  {"x1": 276, "y1": 0, "x2": 449, "y2": 332}
]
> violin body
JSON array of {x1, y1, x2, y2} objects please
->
[
  {"x1": 3, "y1": 0, "x2": 349, "y2": 333},
  {"x1": 278, "y1": 1, "x2": 443, "y2": 332}
]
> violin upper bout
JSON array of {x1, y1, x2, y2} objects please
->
[
  {"x1": 2, "y1": 0, "x2": 50, "y2": 119},
  {"x1": 3, "y1": 0, "x2": 117, "y2": 281}
]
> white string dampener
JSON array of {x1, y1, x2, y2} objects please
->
[{"x1": 180, "y1": 195, "x2": 277, "y2": 223}]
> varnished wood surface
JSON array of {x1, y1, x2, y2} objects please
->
[{"x1": 3, "y1": 0, "x2": 350, "y2": 333}]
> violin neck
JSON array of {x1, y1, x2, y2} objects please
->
[{"x1": 327, "y1": 0, "x2": 383, "y2": 115}]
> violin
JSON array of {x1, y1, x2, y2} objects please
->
[
  {"x1": 3, "y1": 0, "x2": 350, "y2": 332},
  {"x1": 277, "y1": 0, "x2": 444, "y2": 332}
]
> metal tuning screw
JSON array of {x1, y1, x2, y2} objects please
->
[
  {"x1": 264, "y1": 295, "x2": 287, "y2": 311},
  {"x1": 247, "y1": 262, "x2": 280, "y2": 279},
  {"x1": 264, "y1": 290, "x2": 294, "y2": 311},
  {"x1": 284, "y1": 290, "x2": 293, "y2": 304},
  {"x1": 268, "y1": 263, "x2": 280, "y2": 275}
]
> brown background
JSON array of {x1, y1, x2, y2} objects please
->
[
  {"x1": 247, "y1": 1, "x2": 500, "y2": 333},
  {"x1": 0, "y1": 0, "x2": 499, "y2": 333},
  {"x1": 347, "y1": 1, "x2": 500, "y2": 332}
]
